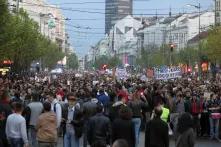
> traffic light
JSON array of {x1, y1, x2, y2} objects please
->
[{"x1": 170, "y1": 44, "x2": 174, "y2": 52}]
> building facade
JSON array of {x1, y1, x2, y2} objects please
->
[
  {"x1": 8, "y1": 0, "x2": 66, "y2": 53},
  {"x1": 215, "y1": 0, "x2": 221, "y2": 25},
  {"x1": 105, "y1": 0, "x2": 133, "y2": 34}
]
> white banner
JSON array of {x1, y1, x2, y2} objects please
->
[
  {"x1": 154, "y1": 67, "x2": 181, "y2": 80},
  {"x1": 116, "y1": 68, "x2": 128, "y2": 80}
]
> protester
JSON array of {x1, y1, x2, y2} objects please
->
[
  {"x1": 176, "y1": 113, "x2": 195, "y2": 147},
  {"x1": 36, "y1": 102, "x2": 57, "y2": 147},
  {"x1": 207, "y1": 93, "x2": 221, "y2": 141},
  {"x1": 63, "y1": 93, "x2": 84, "y2": 147},
  {"x1": 6, "y1": 102, "x2": 29, "y2": 147},
  {"x1": 145, "y1": 106, "x2": 169, "y2": 147},
  {"x1": 46, "y1": 91, "x2": 62, "y2": 129},
  {"x1": 112, "y1": 106, "x2": 135, "y2": 147},
  {"x1": 26, "y1": 92, "x2": 43, "y2": 147},
  {"x1": 87, "y1": 102, "x2": 112, "y2": 146},
  {"x1": 128, "y1": 89, "x2": 148, "y2": 147},
  {"x1": 0, "y1": 84, "x2": 12, "y2": 147}
]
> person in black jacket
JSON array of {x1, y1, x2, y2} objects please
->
[
  {"x1": 145, "y1": 106, "x2": 169, "y2": 147},
  {"x1": 87, "y1": 102, "x2": 112, "y2": 146},
  {"x1": 112, "y1": 106, "x2": 135, "y2": 147}
]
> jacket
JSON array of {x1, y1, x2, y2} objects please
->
[
  {"x1": 87, "y1": 113, "x2": 111, "y2": 145},
  {"x1": 112, "y1": 118, "x2": 135, "y2": 147},
  {"x1": 62, "y1": 103, "x2": 84, "y2": 137},
  {"x1": 128, "y1": 100, "x2": 148, "y2": 118},
  {"x1": 145, "y1": 117, "x2": 169, "y2": 147},
  {"x1": 36, "y1": 111, "x2": 57, "y2": 143},
  {"x1": 175, "y1": 128, "x2": 195, "y2": 147}
]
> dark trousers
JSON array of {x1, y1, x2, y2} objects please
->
[
  {"x1": 9, "y1": 138, "x2": 24, "y2": 147},
  {"x1": 200, "y1": 112, "x2": 210, "y2": 136},
  {"x1": 193, "y1": 114, "x2": 201, "y2": 136},
  {"x1": 0, "y1": 138, "x2": 10, "y2": 147}
]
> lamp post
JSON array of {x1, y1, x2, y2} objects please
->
[{"x1": 187, "y1": 3, "x2": 201, "y2": 76}]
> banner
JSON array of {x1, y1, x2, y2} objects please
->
[
  {"x1": 154, "y1": 66, "x2": 181, "y2": 80},
  {"x1": 116, "y1": 68, "x2": 128, "y2": 80}
]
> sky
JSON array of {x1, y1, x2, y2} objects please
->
[{"x1": 47, "y1": 0, "x2": 213, "y2": 58}]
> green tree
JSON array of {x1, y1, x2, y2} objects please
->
[
  {"x1": 203, "y1": 26, "x2": 221, "y2": 63},
  {"x1": 67, "y1": 53, "x2": 79, "y2": 69},
  {"x1": 0, "y1": 6, "x2": 64, "y2": 72},
  {"x1": 108, "y1": 56, "x2": 121, "y2": 68}
]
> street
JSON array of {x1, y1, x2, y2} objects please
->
[{"x1": 57, "y1": 132, "x2": 221, "y2": 147}]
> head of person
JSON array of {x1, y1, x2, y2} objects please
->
[
  {"x1": 45, "y1": 91, "x2": 55, "y2": 103},
  {"x1": 112, "y1": 139, "x2": 129, "y2": 147},
  {"x1": 154, "y1": 105, "x2": 163, "y2": 118},
  {"x1": 96, "y1": 102, "x2": 104, "y2": 113},
  {"x1": 43, "y1": 102, "x2": 51, "y2": 112},
  {"x1": 67, "y1": 93, "x2": 77, "y2": 107},
  {"x1": 31, "y1": 92, "x2": 40, "y2": 102},
  {"x1": 177, "y1": 113, "x2": 193, "y2": 134},
  {"x1": 13, "y1": 102, "x2": 24, "y2": 113},
  {"x1": 119, "y1": 106, "x2": 132, "y2": 120}
]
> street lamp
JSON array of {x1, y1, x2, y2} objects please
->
[{"x1": 187, "y1": 3, "x2": 201, "y2": 76}]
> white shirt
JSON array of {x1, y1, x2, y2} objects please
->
[
  {"x1": 5, "y1": 113, "x2": 28, "y2": 144},
  {"x1": 51, "y1": 99, "x2": 62, "y2": 128}
]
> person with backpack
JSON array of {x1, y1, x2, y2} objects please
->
[
  {"x1": 63, "y1": 93, "x2": 84, "y2": 147},
  {"x1": 23, "y1": 92, "x2": 43, "y2": 147},
  {"x1": 46, "y1": 91, "x2": 62, "y2": 129}
]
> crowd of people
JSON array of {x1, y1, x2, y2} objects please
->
[{"x1": 0, "y1": 72, "x2": 221, "y2": 147}]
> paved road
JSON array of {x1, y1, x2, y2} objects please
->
[{"x1": 58, "y1": 133, "x2": 221, "y2": 147}]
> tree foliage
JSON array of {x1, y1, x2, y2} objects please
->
[
  {"x1": 67, "y1": 53, "x2": 79, "y2": 70},
  {"x1": 0, "y1": 1, "x2": 64, "y2": 72},
  {"x1": 93, "y1": 55, "x2": 122, "y2": 69},
  {"x1": 203, "y1": 26, "x2": 221, "y2": 63}
]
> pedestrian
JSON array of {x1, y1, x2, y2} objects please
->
[
  {"x1": 112, "y1": 106, "x2": 135, "y2": 147},
  {"x1": 175, "y1": 113, "x2": 195, "y2": 147},
  {"x1": 128, "y1": 89, "x2": 148, "y2": 147},
  {"x1": 46, "y1": 91, "x2": 62, "y2": 129},
  {"x1": 6, "y1": 102, "x2": 29, "y2": 147},
  {"x1": 36, "y1": 102, "x2": 57, "y2": 147},
  {"x1": 145, "y1": 106, "x2": 169, "y2": 147},
  {"x1": 26, "y1": 92, "x2": 43, "y2": 147},
  {"x1": 0, "y1": 84, "x2": 12, "y2": 147},
  {"x1": 63, "y1": 93, "x2": 84, "y2": 147},
  {"x1": 87, "y1": 102, "x2": 112, "y2": 146},
  {"x1": 82, "y1": 94, "x2": 98, "y2": 147},
  {"x1": 207, "y1": 94, "x2": 221, "y2": 141}
]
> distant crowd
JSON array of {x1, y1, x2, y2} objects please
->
[{"x1": 0, "y1": 72, "x2": 221, "y2": 147}]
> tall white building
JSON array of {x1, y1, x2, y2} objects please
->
[{"x1": 109, "y1": 15, "x2": 143, "y2": 65}]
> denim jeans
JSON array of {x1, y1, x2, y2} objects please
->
[
  {"x1": 28, "y1": 126, "x2": 37, "y2": 147},
  {"x1": 209, "y1": 117, "x2": 220, "y2": 138},
  {"x1": 132, "y1": 118, "x2": 141, "y2": 147},
  {"x1": 9, "y1": 138, "x2": 24, "y2": 147},
  {"x1": 64, "y1": 131, "x2": 80, "y2": 147}
]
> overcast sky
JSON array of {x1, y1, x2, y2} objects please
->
[{"x1": 47, "y1": 0, "x2": 213, "y2": 57}]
